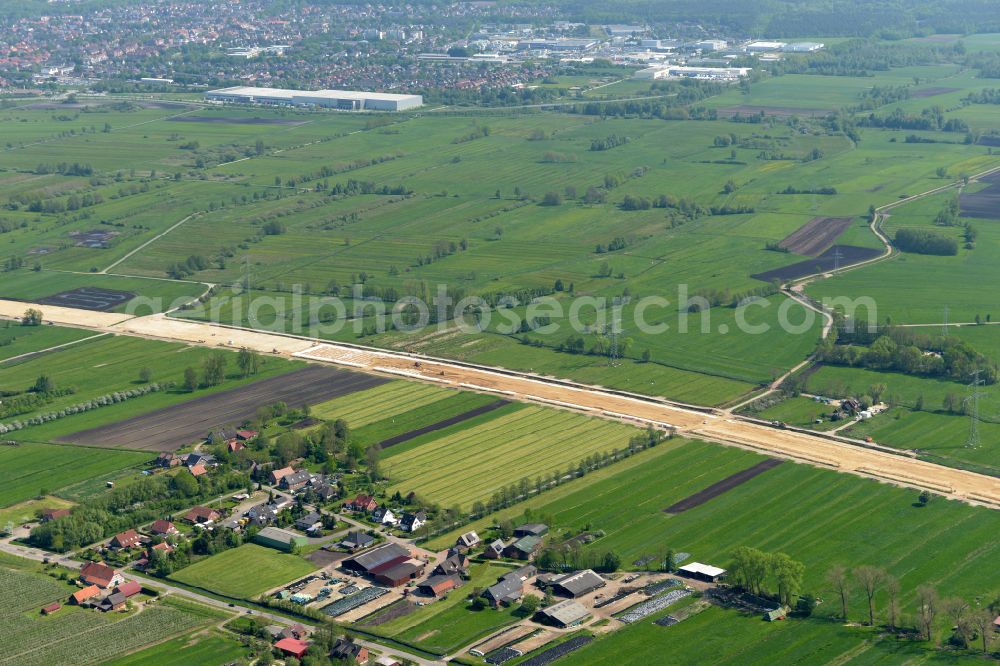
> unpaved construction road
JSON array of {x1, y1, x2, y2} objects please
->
[{"x1": 2, "y1": 299, "x2": 999, "y2": 510}]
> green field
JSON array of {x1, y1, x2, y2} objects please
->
[
  {"x1": 0, "y1": 323, "x2": 96, "y2": 362},
  {"x1": 382, "y1": 405, "x2": 640, "y2": 509},
  {"x1": 0, "y1": 442, "x2": 147, "y2": 507},
  {"x1": 169, "y1": 544, "x2": 317, "y2": 599},
  {"x1": 754, "y1": 396, "x2": 841, "y2": 430},
  {"x1": 568, "y1": 604, "x2": 943, "y2": 665},
  {"x1": 0, "y1": 564, "x2": 217, "y2": 666},
  {"x1": 352, "y1": 389, "x2": 501, "y2": 448},
  {"x1": 102, "y1": 630, "x2": 248, "y2": 666},
  {"x1": 432, "y1": 439, "x2": 1000, "y2": 626}
]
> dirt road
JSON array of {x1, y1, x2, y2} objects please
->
[{"x1": 2, "y1": 300, "x2": 999, "y2": 510}]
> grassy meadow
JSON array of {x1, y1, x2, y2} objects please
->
[{"x1": 169, "y1": 543, "x2": 317, "y2": 599}]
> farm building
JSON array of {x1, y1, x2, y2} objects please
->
[
  {"x1": 340, "y1": 531, "x2": 375, "y2": 551},
  {"x1": 418, "y1": 574, "x2": 463, "y2": 597},
  {"x1": 205, "y1": 86, "x2": 423, "y2": 111},
  {"x1": 483, "y1": 538, "x2": 508, "y2": 559},
  {"x1": 254, "y1": 526, "x2": 308, "y2": 552},
  {"x1": 40, "y1": 602, "x2": 61, "y2": 615},
  {"x1": 275, "y1": 637, "x2": 310, "y2": 659},
  {"x1": 41, "y1": 508, "x2": 71, "y2": 522},
  {"x1": 79, "y1": 561, "x2": 124, "y2": 589},
  {"x1": 504, "y1": 535, "x2": 543, "y2": 560},
  {"x1": 98, "y1": 592, "x2": 128, "y2": 612},
  {"x1": 270, "y1": 466, "x2": 295, "y2": 484},
  {"x1": 539, "y1": 599, "x2": 590, "y2": 628},
  {"x1": 514, "y1": 523, "x2": 549, "y2": 538},
  {"x1": 373, "y1": 560, "x2": 426, "y2": 587},
  {"x1": 115, "y1": 581, "x2": 142, "y2": 598},
  {"x1": 341, "y1": 542, "x2": 411, "y2": 577},
  {"x1": 71, "y1": 585, "x2": 101, "y2": 605},
  {"x1": 678, "y1": 562, "x2": 727, "y2": 583},
  {"x1": 765, "y1": 606, "x2": 788, "y2": 621},
  {"x1": 545, "y1": 570, "x2": 606, "y2": 598}
]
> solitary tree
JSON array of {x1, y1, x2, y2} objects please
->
[
  {"x1": 22, "y1": 308, "x2": 43, "y2": 326},
  {"x1": 970, "y1": 608, "x2": 995, "y2": 654},
  {"x1": 916, "y1": 585, "x2": 939, "y2": 642},
  {"x1": 826, "y1": 565, "x2": 850, "y2": 620},
  {"x1": 138, "y1": 367, "x2": 152, "y2": 383},
  {"x1": 202, "y1": 353, "x2": 227, "y2": 386},
  {"x1": 237, "y1": 347, "x2": 261, "y2": 377},
  {"x1": 942, "y1": 596, "x2": 971, "y2": 647},
  {"x1": 854, "y1": 565, "x2": 886, "y2": 626},
  {"x1": 183, "y1": 367, "x2": 198, "y2": 391},
  {"x1": 884, "y1": 574, "x2": 901, "y2": 631}
]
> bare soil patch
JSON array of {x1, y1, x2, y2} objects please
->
[
  {"x1": 778, "y1": 216, "x2": 854, "y2": 256},
  {"x1": 38, "y1": 287, "x2": 135, "y2": 312},
  {"x1": 166, "y1": 115, "x2": 307, "y2": 126},
  {"x1": 377, "y1": 399, "x2": 509, "y2": 449},
  {"x1": 751, "y1": 245, "x2": 882, "y2": 282},
  {"x1": 960, "y1": 172, "x2": 1000, "y2": 219},
  {"x1": 357, "y1": 599, "x2": 417, "y2": 627},
  {"x1": 664, "y1": 458, "x2": 782, "y2": 513},
  {"x1": 910, "y1": 87, "x2": 961, "y2": 99},
  {"x1": 57, "y1": 366, "x2": 387, "y2": 451},
  {"x1": 716, "y1": 105, "x2": 832, "y2": 118},
  {"x1": 306, "y1": 549, "x2": 348, "y2": 567}
]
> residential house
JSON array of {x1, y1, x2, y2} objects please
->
[
  {"x1": 514, "y1": 523, "x2": 549, "y2": 538},
  {"x1": 280, "y1": 623, "x2": 308, "y2": 640},
  {"x1": 330, "y1": 638, "x2": 368, "y2": 664},
  {"x1": 71, "y1": 585, "x2": 101, "y2": 605},
  {"x1": 275, "y1": 638, "x2": 309, "y2": 659},
  {"x1": 455, "y1": 530, "x2": 480, "y2": 551},
  {"x1": 294, "y1": 511, "x2": 323, "y2": 532},
  {"x1": 345, "y1": 494, "x2": 378, "y2": 512},
  {"x1": 110, "y1": 529, "x2": 143, "y2": 550},
  {"x1": 433, "y1": 551, "x2": 469, "y2": 577},
  {"x1": 484, "y1": 576, "x2": 523, "y2": 606},
  {"x1": 41, "y1": 508, "x2": 71, "y2": 522},
  {"x1": 184, "y1": 453, "x2": 216, "y2": 468},
  {"x1": 270, "y1": 466, "x2": 294, "y2": 485},
  {"x1": 482, "y1": 538, "x2": 508, "y2": 559},
  {"x1": 504, "y1": 535, "x2": 542, "y2": 560},
  {"x1": 227, "y1": 439, "x2": 245, "y2": 453},
  {"x1": 236, "y1": 429, "x2": 258, "y2": 441},
  {"x1": 149, "y1": 519, "x2": 177, "y2": 536},
  {"x1": 399, "y1": 510, "x2": 426, "y2": 533},
  {"x1": 188, "y1": 463, "x2": 208, "y2": 477},
  {"x1": 183, "y1": 506, "x2": 222, "y2": 525},
  {"x1": 246, "y1": 502, "x2": 278, "y2": 526},
  {"x1": 280, "y1": 469, "x2": 311, "y2": 492},
  {"x1": 340, "y1": 531, "x2": 375, "y2": 552},
  {"x1": 372, "y1": 506, "x2": 398, "y2": 526},
  {"x1": 312, "y1": 482, "x2": 338, "y2": 502},
  {"x1": 79, "y1": 561, "x2": 124, "y2": 589},
  {"x1": 149, "y1": 542, "x2": 174, "y2": 556}
]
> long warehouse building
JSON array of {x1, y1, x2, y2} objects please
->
[{"x1": 205, "y1": 86, "x2": 423, "y2": 111}]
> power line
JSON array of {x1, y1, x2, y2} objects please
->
[{"x1": 964, "y1": 369, "x2": 986, "y2": 449}]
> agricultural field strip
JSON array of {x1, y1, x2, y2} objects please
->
[
  {"x1": 311, "y1": 381, "x2": 452, "y2": 426},
  {"x1": 2, "y1": 299, "x2": 1000, "y2": 507},
  {"x1": 383, "y1": 408, "x2": 635, "y2": 506}
]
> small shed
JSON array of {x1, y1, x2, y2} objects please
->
[{"x1": 41, "y1": 602, "x2": 61, "y2": 615}]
